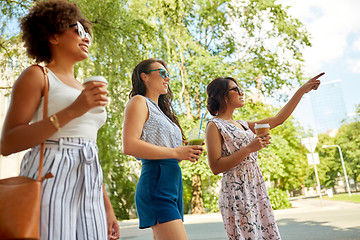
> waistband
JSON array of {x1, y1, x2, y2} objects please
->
[
  {"x1": 141, "y1": 158, "x2": 179, "y2": 165},
  {"x1": 45, "y1": 138, "x2": 97, "y2": 149},
  {"x1": 43, "y1": 138, "x2": 98, "y2": 165}
]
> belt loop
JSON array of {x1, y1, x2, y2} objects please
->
[{"x1": 58, "y1": 138, "x2": 64, "y2": 151}]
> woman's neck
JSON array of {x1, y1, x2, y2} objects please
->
[
  {"x1": 46, "y1": 56, "x2": 76, "y2": 76},
  {"x1": 145, "y1": 91, "x2": 160, "y2": 105},
  {"x1": 217, "y1": 108, "x2": 235, "y2": 121}
]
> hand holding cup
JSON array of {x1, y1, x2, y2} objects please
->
[
  {"x1": 82, "y1": 76, "x2": 108, "y2": 113},
  {"x1": 254, "y1": 123, "x2": 271, "y2": 148}
]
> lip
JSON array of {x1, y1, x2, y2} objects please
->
[{"x1": 79, "y1": 44, "x2": 89, "y2": 53}]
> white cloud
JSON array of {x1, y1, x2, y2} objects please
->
[
  {"x1": 352, "y1": 38, "x2": 360, "y2": 52},
  {"x1": 277, "y1": 0, "x2": 360, "y2": 73},
  {"x1": 346, "y1": 59, "x2": 360, "y2": 73}
]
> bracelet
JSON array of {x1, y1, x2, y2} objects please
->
[{"x1": 49, "y1": 114, "x2": 60, "y2": 131}]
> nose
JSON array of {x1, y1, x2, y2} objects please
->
[{"x1": 83, "y1": 37, "x2": 90, "y2": 45}]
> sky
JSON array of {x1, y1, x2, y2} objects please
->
[{"x1": 276, "y1": 0, "x2": 360, "y2": 133}]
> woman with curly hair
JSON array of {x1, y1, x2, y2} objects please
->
[
  {"x1": 122, "y1": 59, "x2": 204, "y2": 239},
  {"x1": 205, "y1": 73, "x2": 324, "y2": 240},
  {"x1": 0, "y1": 0, "x2": 119, "y2": 239}
]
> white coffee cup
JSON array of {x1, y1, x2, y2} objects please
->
[{"x1": 83, "y1": 76, "x2": 108, "y2": 113}]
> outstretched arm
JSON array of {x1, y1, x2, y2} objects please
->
[{"x1": 248, "y1": 72, "x2": 325, "y2": 132}]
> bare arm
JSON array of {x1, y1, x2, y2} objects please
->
[
  {"x1": 1, "y1": 66, "x2": 108, "y2": 155},
  {"x1": 102, "y1": 185, "x2": 120, "y2": 240},
  {"x1": 122, "y1": 95, "x2": 203, "y2": 161},
  {"x1": 205, "y1": 121, "x2": 270, "y2": 175},
  {"x1": 247, "y1": 72, "x2": 325, "y2": 132}
]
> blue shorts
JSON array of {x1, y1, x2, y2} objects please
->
[{"x1": 135, "y1": 159, "x2": 183, "y2": 229}]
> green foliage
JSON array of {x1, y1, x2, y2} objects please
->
[
  {"x1": 336, "y1": 121, "x2": 360, "y2": 183},
  {"x1": 307, "y1": 118, "x2": 360, "y2": 192},
  {"x1": 267, "y1": 188, "x2": 291, "y2": 210},
  {"x1": 2, "y1": 0, "x2": 314, "y2": 218},
  {"x1": 201, "y1": 174, "x2": 221, "y2": 212},
  {"x1": 315, "y1": 133, "x2": 339, "y2": 188}
]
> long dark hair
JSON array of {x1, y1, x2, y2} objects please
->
[
  {"x1": 130, "y1": 59, "x2": 184, "y2": 139},
  {"x1": 206, "y1": 77, "x2": 238, "y2": 116}
]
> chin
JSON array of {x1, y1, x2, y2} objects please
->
[
  {"x1": 75, "y1": 55, "x2": 88, "y2": 62},
  {"x1": 238, "y1": 102, "x2": 245, "y2": 108}
]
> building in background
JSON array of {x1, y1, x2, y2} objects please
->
[{"x1": 310, "y1": 79, "x2": 348, "y2": 134}]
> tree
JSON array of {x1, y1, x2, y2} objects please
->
[
  {"x1": 149, "y1": 0, "x2": 311, "y2": 213},
  {"x1": 335, "y1": 121, "x2": 360, "y2": 191},
  {"x1": 2, "y1": 0, "x2": 315, "y2": 218},
  {"x1": 73, "y1": 0, "x2": 150, "y2": 219},
  {"x1": 78, "y1": 0, "x2": 312, "y2": 215},
  {"x1": 316, "y1": 133, "x2": 340, "y2": 190}
]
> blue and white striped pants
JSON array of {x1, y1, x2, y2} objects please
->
[{"x1": 20, "y1": 138, "x2": 107, "y2": 240}]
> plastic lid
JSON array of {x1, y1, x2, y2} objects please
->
[
  {"x1": 83, "y1": 76, "x2": 108, "y2": 84},
  {"x1": 254, "y1": 123, "x2": 270, "y2": 129}
]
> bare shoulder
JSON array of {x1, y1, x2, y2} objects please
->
[
  {"x1": 124, "y1": 95, "x2": 149, "y2": 122},
  {"x1": 206, "y1": 121, "x2": 221, "y2": 136},
  {"x1": 126, "y1": 95, "x2": 147, "y2": 110},
  {"x1": 206, "y1": 121, "x2": 217, "y2": 130},
  {"x1": 129, "y1": 94, "x2": 146, "y2": 104},
  {"x1": 13, "y1": 65, "x2": 45, "y2": 90}
]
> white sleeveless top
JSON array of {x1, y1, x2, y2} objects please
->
[{"x1": 31, "y1": 69, "x2": 106, "y2": 141}]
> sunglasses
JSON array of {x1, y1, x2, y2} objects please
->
[
  {"x1": 69, "y1": 22, "x2": 92, "y2": 46},
  {"x1": 146, "y1": 69, "x2": 170, "y2": 79},
  {"x1": 227, "y1": 86, "x2": 243, "y2": 95}
]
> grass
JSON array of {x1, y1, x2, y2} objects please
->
[{"x1": 321, "y1": 192, "x2": 360, "y2": 203}]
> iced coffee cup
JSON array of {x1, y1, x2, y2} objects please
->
[
  {"x1": 83, "y1": 76, "x2": 108, "y2": 113},
  {"x1": 187, "y1": 128, "x2": 205, "y2": 145},
  {"x1": 254, "y1": 123, "x2": 270, "y2": 136}
]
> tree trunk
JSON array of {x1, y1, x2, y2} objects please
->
[
  {"x1": 191, "y1": 173, "x2": 206, "y2": 214},
  {"x1": 354, "y1": 174, "x2": 358, "y2": 192}
]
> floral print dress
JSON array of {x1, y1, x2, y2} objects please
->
[{"x1": 208, "y1": 118, "x2": 281, "y2": 240}]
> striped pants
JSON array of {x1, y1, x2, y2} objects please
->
[{"x1": 19, "y1": 138, "x2": 107, "y2": 240}]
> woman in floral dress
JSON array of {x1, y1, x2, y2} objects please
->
[{"x1": 205, "y1": 73, "x2": 324, "y2": 239}]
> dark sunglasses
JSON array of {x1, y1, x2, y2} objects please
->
[
  {"x1": 227, "y1": 86, "x2": 243, "y2": 95},
  {"x1": 146, "y1": 69, "x2": 170, "y2": 79},
  {"x1": 69, "y1": 22, "x2": 92, "y2": 46}
]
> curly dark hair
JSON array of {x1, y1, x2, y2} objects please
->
[
  {"x1": 130, "y1": 59, "x2": 185, "y2": 140},
  {"x1": 206, "y1": 77, "x2": 239, "y2": 116},
  {"x1": 20, "y1": 0, "x2": 92, "y2": 63}
]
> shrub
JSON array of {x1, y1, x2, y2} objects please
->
[{"x1": 268, "y1": 188, "x2": 291, "y2": 210}]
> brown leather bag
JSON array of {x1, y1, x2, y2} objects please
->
[{"x1": 0, "y1": 65, "x2": 54, "y2": 239}]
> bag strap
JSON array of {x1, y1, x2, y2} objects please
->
[{"x1": 36, "y1": 65, "x2": 49, "y2": 181}]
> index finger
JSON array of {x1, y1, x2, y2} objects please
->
[{"x1": 311, "y1": 72, "x2": 325, "y2": 80}]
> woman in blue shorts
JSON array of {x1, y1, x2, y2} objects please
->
[{"x1": 122, "y1": 59, "x2": 204, "y2": 239}]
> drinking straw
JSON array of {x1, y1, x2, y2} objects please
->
[{"x1": 198, "y1": 113, "x2": 204, "y2": 138}]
